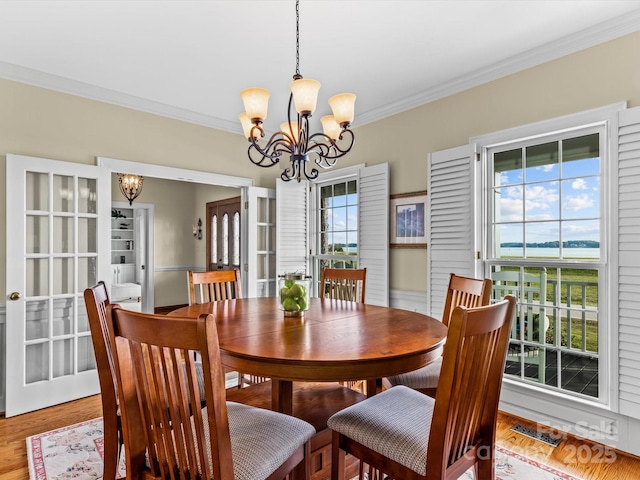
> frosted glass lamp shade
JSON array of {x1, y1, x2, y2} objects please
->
[
  {"x1": 239, "y1": 113, "x2": 260, "y2": 140},
  {"x1": 321, "y1": 115, "x2": 342, "y2": 140},
  {"x1": 329, "y1": 93, "x2": 356, "y2": 126},
  {"x1": 240, "y1": 88, "x2": 270, "y2": 122},
  {"x1": 281, "y1": 121, "x2": 300, "y2": 144},
  {"x1": 290, "y1": 78, "x2": 321, "y2": 115}
]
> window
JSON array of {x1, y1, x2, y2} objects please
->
[
  {"x1": 314, "y1": 179, "x2": 358, "y2": 290},
  {"x1": 486, "y1": 129, "x2": 604, "y2": 399}
]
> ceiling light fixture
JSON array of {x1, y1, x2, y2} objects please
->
[
  {"x1": 239, "y1": 0, "x2": 356, "y2": 182},
  {"x1": 118, "y1": 173, "x2": 143, "y2": 206}
]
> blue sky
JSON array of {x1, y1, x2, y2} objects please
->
[
  {"x1": 496, "y1": 156, "x2": 600, "y2": 245},
  {"x1": 322, "y1": 192, "x2": 357, "y2": 248}
]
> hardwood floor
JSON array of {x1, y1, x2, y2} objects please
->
[{"x1": 1, "y1": 394, "x2": 639, "y2": 480}]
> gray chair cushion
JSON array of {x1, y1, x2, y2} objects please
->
[
  {"x1": 386, "y1": 356, "x2": 442, "y2": 389},
  {"x1": 200, "y1": 402, "x2": 316, "y2": 480},
  {"x1": 327, "y1": 385, "x2": 434, "y2": 476}
]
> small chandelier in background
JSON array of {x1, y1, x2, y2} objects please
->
[
  {"x1": 239, "y1": 0, "x2": 355, "y2": 182},
  {"x1": 118, "y1": 173, "x2": 143, "y2": 206}
]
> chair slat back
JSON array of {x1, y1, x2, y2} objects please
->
[
  {"x1": 109, "y1": 305, "x2": 232, "y2": 480},
  {"x1": 84, "y1": 282, "x2": 117, "y2": 408},
  {"x1": 427, "y1": 295, "x2": 516, "y2": 478},
  {"x1": 84, "y1": 282, "x2": 122, "y2": 480},
  {"x1": 188, "y1": 268, "x2": 242, "y2": 305},
  {"x1": 441, "y1": 273, "x2": 492, "y2": 326},
  {"x1": 319, "y1": 268, "x2": 367, "y2": 303}
]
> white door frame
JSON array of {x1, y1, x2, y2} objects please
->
[{"x1": 96, "y1": 157, "x2": 254, "y2": 294}]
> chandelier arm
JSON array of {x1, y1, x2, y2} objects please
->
[
  {"x1": 247, "y1": 134, "x2": 296, "y2": 168},
  {"x1": 307, "y1": 128, "x2": 355, "y2": 159}
]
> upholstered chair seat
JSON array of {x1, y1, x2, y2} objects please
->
[
  {"x1": 385, "y1": 356, "x2": 442, "y2": 391},
  {"x1": 328, "y1": 385, "x2": 434, "y2": 476}
]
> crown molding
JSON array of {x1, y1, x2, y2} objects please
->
[
  {"x1": 355, "y1": 9, "x2": 640, "y2": 126},
  {"x1": 0, "y1": 60, "x2": 243, "y2": 134},
  {"x1": 1, "y1": 9, "x2": 639, "y2": 132}
]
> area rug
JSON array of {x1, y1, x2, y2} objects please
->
[{"x1": 27, "y1": 417, "x2": 582, "y2": 480}]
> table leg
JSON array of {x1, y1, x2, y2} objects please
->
[
  {"x1": 272, "y1": 379, "x2": 294, "y2": 415},
  {"x1": 366, "y1": 378, "x2": 383, "y2": 397}
]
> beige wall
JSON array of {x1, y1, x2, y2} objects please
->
[{"x1": 2, "y1": 30, "x2": 640, "y2": 297}]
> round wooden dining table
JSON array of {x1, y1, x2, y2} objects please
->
[{"x1": 169, "y1": 296, "x2": 447, "y2": 415}]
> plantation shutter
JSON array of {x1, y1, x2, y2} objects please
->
[
  {"x1": 426, "y1": 145, "x2": 476, "y2": 318},
  {"x1": 358, "y1": 163, "x2": 389, "y2": 306},
  {"x1": 616, "y1": 106, "x2": 640, "y2": 419},
  {"x1": 276, "y1": 179, "x2": 310, "y2": 276}
]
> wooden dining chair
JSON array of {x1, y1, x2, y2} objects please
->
[
  {"x1": 188, "y1": 268, "x2": 242, "y2": 304},
  {"x1": 84, "y1": 281, "x2": 121, "y2": 480},
  {"x1": 385, "y1": 272, "x2": 492, "y2": 396},
  {"x1": 108, "y1": 305, "x2": 315, "y2": 480},
  {"x1": 85, "y1": 281, "x2": 209, "y2": 479},
  {"x1": 328, "y1": 295, "x2": 516, "y2": 480},
  {"x1": 319, "y1": 267, "x2": 367, "y2": 303},
  {"x1": 187, "y1": 268, "x2": 266, "y2": 388},
  {"x1": 319, "y1": 267, "x2": 368, "y2": 392}
]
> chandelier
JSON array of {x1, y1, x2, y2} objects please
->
[
  {"x1": 239, "y1": 0, "x2": 356, "y2": 182},
  {"x1": 118, "y1": 173, "x2": 143, "y2": 206}
]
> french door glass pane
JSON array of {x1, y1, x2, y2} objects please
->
[
  {"x1": 53, "y1": 258, "x2": 74, "y2": 295},
  {"x1": 26, "y1": 343, "x2": 48, "y2": 384},
  {"x1": 78, "y1": 257, "x2": 97, "y2": 291},
  {"x1": 26, "y1": 172, "x2": 48, "y2": 211},
  {"x1": 26, "y1": 215, "x2": 48, "y2": 254},
  {"x1": 78, "y1": 177, "x2": 97, "y2": 214},
  {"x1": 53, "y1": 216, "x2": 74, "y2": 253},
  {"x1": 26, "y1": 258, "x2": 49, "y2": 297},
  {"x1": 53, "y1": 339, "x2": 73, "y2": 378},
  {"x1": 53, "y1": 175, "x2": 74, "y2": 213},
  {"x1": 78, "y1": 335, "x2": 96, "y2": 372},
  {"x1": 26, "y1": 300, "x2": 49, "y2": 341},
  {"x1": 78, "y1": 217, "x2": 97, "y2": 253}
]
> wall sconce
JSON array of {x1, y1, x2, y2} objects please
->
[{"x1": 193, "y1": 218, "x2": 202, "y2": 240}]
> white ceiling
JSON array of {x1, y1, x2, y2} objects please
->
[{"x1": 2, "y1": 0, "x2": 640, "y2": 136}]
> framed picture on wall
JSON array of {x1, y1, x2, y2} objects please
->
[{"x1": 390, "y1": 191, "x2": 427, "y2": 248}]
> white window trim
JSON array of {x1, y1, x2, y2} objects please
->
[{"x1": 472, "y1": 102, "x2": 626, "y2": 414}]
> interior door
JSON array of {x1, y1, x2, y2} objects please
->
[
  {"x1": 245, "y1": 187, "x2": 276, "y2": 297},
  {"x1": 5, "y1": 154, "x2": 111, "y2": 416},
  {"x1": 206, "y1": 196, "x2": 241, "y2": 271}
]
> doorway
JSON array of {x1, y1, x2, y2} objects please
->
[
  {"x1": 111, "y1": 200, "x2": 155, "y2": 312},
  {"x1": 206, "y1": 196, "x2": 241, "y2": 271}
]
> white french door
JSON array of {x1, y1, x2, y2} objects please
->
[
  {"x1": 5, "y1": 154, "x2": 111, "y2": 416},
  {"x1": 244, "y1": 187, "x2": 277, "y2": 298}
]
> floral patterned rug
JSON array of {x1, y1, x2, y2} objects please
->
[{"x1": 27, "y1": 417, "x2": 583, "y2": 480}]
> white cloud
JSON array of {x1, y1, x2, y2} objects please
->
[
  {"x1": 564, "y1": 193, "x2": 594, "y2": 211},
  {"x1": 571, "y1": 178, "x2": 588, "y2": 190}
]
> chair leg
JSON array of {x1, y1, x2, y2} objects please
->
[
  {"x1": 476, "y1": 454, "x2": 494, "y2": 480},
  {"x1": 331, "y1": 431, "x2": 346, "y2": 480},
  {"x1": 102, "y1": 426, "x2": 119, "y2": 480}
]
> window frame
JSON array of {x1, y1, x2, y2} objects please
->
[
  {"x1": 473, "y1": 102, "x2": 624, "y2": 408},
  {"x1": 312, "y1": 175, "x2": 360, "y2": 295}
]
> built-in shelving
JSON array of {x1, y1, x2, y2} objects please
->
[{"x1": 111, "y1": 207, "x2": 136, "y2": 283}]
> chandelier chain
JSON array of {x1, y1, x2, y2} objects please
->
[{"x1": 295, "y1": 0, "x2": 300, "y2": 75}]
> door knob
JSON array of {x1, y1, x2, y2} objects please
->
[{"x1": 9, "y1": 292, "x2": 21, "y2": 301}]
